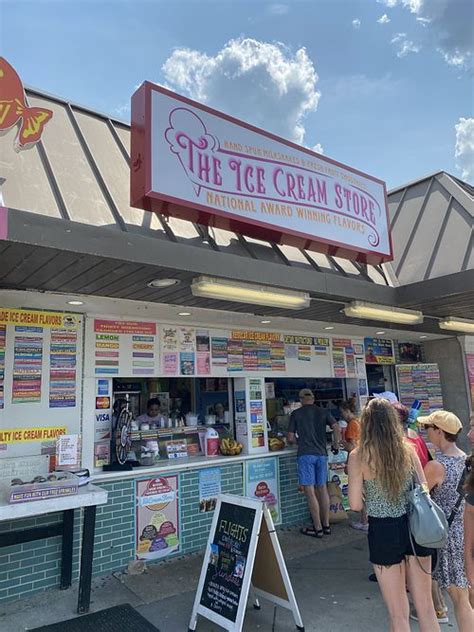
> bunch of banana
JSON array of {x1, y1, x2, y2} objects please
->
[
  {"x1": 269, "y1": 436, "x2": 285, "y2": 451},
  {"x1": 220, "y1": 437, "x2": 243, "y2": 455}
]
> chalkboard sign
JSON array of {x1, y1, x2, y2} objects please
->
[
  {"x1": 189, "y1": 494, "x2": 304, "y2": 632},
  {"x1": 199, "y1": 500, "x2": 256, "y2": 623}
]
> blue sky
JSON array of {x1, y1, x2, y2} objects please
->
[{"x1": 2, "y1": 0, "x2": 473, "y2": 188}]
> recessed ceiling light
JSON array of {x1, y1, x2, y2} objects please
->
[
  {"x1": 147, "y1": 278, "x2": 180, "y2": 288},
  {"x1": 67, "y1": 300, "x2": 83, "y2": 306},
  {"x1": 178, "y1": 312, "x2": 191, "y2": 316},
  {"x1": 260, "y1": 320, "x2": 271, "y2": 324},
  {"x1": 324, "y1": 326, "x2": 334, "y2": 330},
  {"x1": 420, "y1": 335, "x2": 428, "y2": 339},
  {"x1": 376, "y1": 331, "x2": 385, "y2": 335}
]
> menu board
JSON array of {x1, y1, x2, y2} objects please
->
[
  {"x1": 199, "y1": 500, "x2": 257, "y2": 623},
  {"x1": 364, "y1": 337, "x2": 395, "y2": 364},
  {"x1": 0, "y1": 309, "x2": 83, "y2": 458},
  {"x1": 331, "y1": 338, "x2": 365, "y2": 377},
  {"x1": 396, "y1": 363, "x2": 443, "y2": 413},
  {"x1": 92, "y1": 318, "x2": 157, "y2": 377},
  {"x1": 190, "y1": 494, "x2": 304, "y2": 631}
]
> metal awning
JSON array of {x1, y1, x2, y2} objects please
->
[{"x1": 0, "y1": 87, "x2": 472, "y2": 333}]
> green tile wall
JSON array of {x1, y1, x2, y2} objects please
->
[{"x1": 0, "y1": 455, "x2": 307, "y2": 604}]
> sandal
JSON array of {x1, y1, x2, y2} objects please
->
[
  {"x1": 300, "y1": 526, "x2": 323, "y2": 538},
  {"x1": 322, "y1": 525, "x2": 331, "y2": 535}
]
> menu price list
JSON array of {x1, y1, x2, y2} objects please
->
[
  {"x1": 200, "y1": 502, "x2": 256, "y2": 623},
  {"x1": 397, "y1": 364, "x2": 443, "y2": 412}
]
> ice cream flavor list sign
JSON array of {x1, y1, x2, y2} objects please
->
[
  {"x1": 131, "y1": 84, "x2": 392, "y2": 264},
  {"x1": 135, "y1": 475, "x2": 180, "y2": 560}
]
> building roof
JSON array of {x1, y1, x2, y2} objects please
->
[
  {"x1": 387, "y1": 170, "x2": 473, "y2": 285},
  {"x1": 0, "y1": 87, "x2": 472, "y2": 332}
]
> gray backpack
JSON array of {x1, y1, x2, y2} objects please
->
[{"x1": 406, "y1": 479, "x2": 448, "y2": 549}]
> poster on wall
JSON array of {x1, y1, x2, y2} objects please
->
[
  {"x1": 398, "y1": 342, "x2": 422, "y2": 363},
  {"x1": 396, "y1": 364, "x2": 443, "y2": 413},
  {"x1": 331, "y1": 338, "x2": 363, "y2": 378},
  {"x1": 93, "y1": 319, "x2": 157, "y2": 376},
  {"x1": 245, "y1": 458, "x2": 281, "y2": 525},
  {"x1": 136, "y1": 475, "x2": 180, "y2": 561},
  {"x1": 199, "y1": 467, "x2": 222, "y2": 513},
  {"x1": 467, "y1": 354, "x2": 474, "y2": 410},
  {"x1": 364, "y1": 337, "x2": 395, "y2": 364}
]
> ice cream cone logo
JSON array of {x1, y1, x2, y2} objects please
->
[{"x1": 0, "y1": 57, "x2": 53, "y2": 151}]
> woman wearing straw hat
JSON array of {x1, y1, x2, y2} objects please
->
[{"x1": 418, "y1": 411, "x2": 473, "y2": 632}]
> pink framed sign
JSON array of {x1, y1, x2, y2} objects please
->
[{"x1": 131, "y1": 83, "x2": 393, "y2": 264}]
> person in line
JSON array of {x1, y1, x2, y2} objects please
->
[
  {"x1": 288, "y1": 388, "x2": 341, "y2": 538},
  {"x1": 348, "y1": 398, "x2": 440, "y2": 631},
  {"x1": 464, "y1": 415, "x2": 474, "y2": 604},
  {"x1": 136, "y1": 398, "x2": 166, "y2": 429},
  {"x1": 339, "y1": 399, "x2": 368, "y2": 533},
  {"x1": 390, "y1": 402, "x2": 448, "y2": 624},
  {"x1": 392, "y1": 402, "x2": 431, "y2": 467},
  {"x1": 419, "y1": 411, "x2": 473, "y2": 632}
]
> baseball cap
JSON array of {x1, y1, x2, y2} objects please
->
[
  {"x1": 372, "y1": 391, "x2": 398, "y2": 404},
  {"x1": 299, "y1": 388, "x2": 314, "y2": 398},
  {"x1": 417, "y1": 410, "x2": 462, "y2": 434}
]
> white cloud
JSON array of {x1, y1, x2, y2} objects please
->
[
  {"x1": 391, "y1": 33, "x2": 421, "y2": 57},
  {"x1": 267, "y1": 3, "x2": 289, "y2": 15},
  {"x1": 162, "y1": 38, "x2": 321, "y2": 146},
  {"x1": 377, "y1": 14, "x2": 391, "y2": 24},
  {"x1": 378, "y1": 0, "x2": 398, "y2": 7},
  {"x1": 455, "y1": 117, "x2": 474, "y2": 183},
  {"x1": 312, "y1": 143, "x2": 324, "y2": 154},
  {"x1": 352, "y1": 18, "x2": 361, "y2": 29},
  {"x1": 379, "y1": 0, "x2": 473, "y2": 69}
]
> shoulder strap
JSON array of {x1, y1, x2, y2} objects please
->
[{"x1": 447, "y1": 461, "x2": 468, "y2": 527}]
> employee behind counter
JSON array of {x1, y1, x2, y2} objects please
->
[{"x1": 136, "y1": 398, "x2": 167, "y2": 429}]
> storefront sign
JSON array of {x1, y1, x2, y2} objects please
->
[
  {"x1": 131, "y1": 84, "x2": 392, "y2": 264},
  {"x1": 199, "y1": 467, "x2": 222, "y2": 512},
  {"x1": 136, "y1": 475, "x2": 180, "y2": 560},
  {"x1": 364, "y1": 337, "x2": 395, "y2": 364},
  {"x1": 0, "y1": 58, "x2": 53, "y2": 151},
  {"x1": 245, "y1": 458, "x2": 281, "y2": 525},
  {"x1": 0, "y1": 309, "x2": 80, "y2": 329},
  {"x1": 0, "y1": 426, "x2": 67, "y2": 443}
]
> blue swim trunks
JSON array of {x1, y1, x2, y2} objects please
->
[{"x1": 297, "y1": 454, "x2": 328, "y2": 486}]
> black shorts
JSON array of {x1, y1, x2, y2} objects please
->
[{"x1": 368, "y1": 514, "x2": 435, "y2": 567}]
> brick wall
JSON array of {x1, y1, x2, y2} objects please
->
[{"x1": 0, "y1": 455, "x2": 305, "y2": 604}]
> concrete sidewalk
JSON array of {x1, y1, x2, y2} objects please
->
[{"x1": 0, "y1": 522, "x2": 459, "y2": 631}]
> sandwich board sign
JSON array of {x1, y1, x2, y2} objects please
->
[{"x1": 188, "y1": 494, "x2": 304, "y2": 631}]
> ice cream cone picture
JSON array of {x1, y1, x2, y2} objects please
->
[{"x1": 0, "y1": 57, "x2": 53, "y2": 151}]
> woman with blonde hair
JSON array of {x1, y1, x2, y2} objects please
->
[{"x1": 348, "y1": 398, "x2": 439, "y2": 631}]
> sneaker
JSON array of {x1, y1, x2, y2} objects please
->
[
  {"x1": 410, "y1": 609, "x2": 449, "y2": 624},
  {"x1": 350, "y1": 521, "x2": 369, "y2": 532}
]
